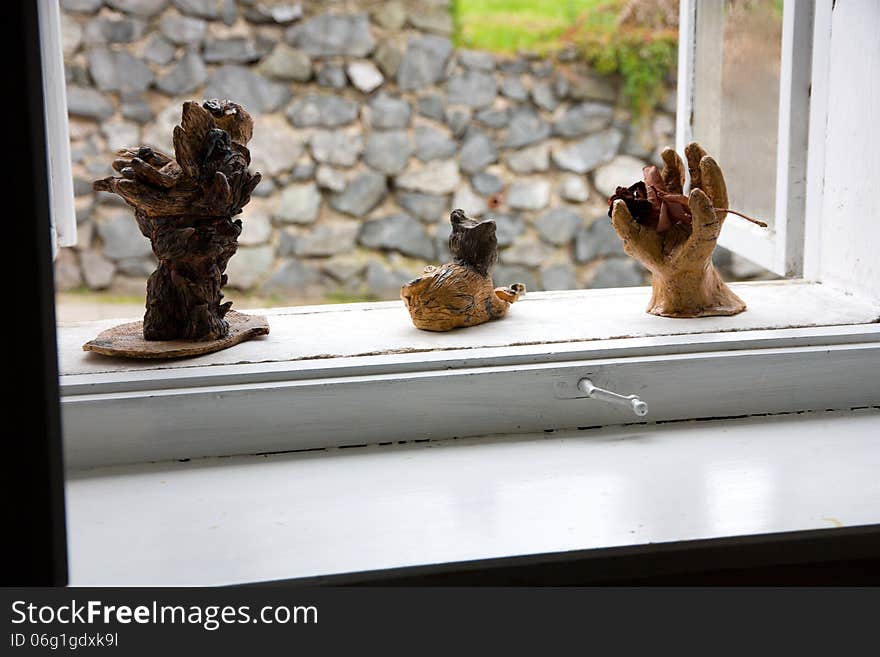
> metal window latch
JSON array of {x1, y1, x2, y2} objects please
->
[{"x1": 577, "y1": 378, "x2": 649, "y2": 417}]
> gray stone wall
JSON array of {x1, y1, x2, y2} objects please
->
[{"x1": 57, "y1": 0, "x2": 689, "y2": 302}]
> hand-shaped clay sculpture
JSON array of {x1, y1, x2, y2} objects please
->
[
  {"x1": 401, "y1": 209, "x2": 525, "y2": 331},
  {"x1": 609, "y1": 142, "x2": 763, "y2": 318}
]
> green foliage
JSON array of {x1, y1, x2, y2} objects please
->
[
  {"x1": 453, "y1": 0, "x2": 678, "y2": 116},
  {"x1": 453, "y1": 0, "x2": 606, "y2": 54},
  {"x1": 59, "y1": 287, "x2": 144, "y2": 304},
  {"x1": 580, "y1": 27, "x2": 677, "y2": 115},
  {"x1": 324, "y1": 291, "x2": 380, "y2": 304}
]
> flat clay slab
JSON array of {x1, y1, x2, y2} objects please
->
[{"x1": 82, "y1": 310, "x2": 269, "y2": 359}]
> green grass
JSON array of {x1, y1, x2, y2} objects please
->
[
  {"x1": 453, "y1": 0, "x2": 679, "y2": 115},
  {"x1": 59, "y1": 286, "x2": 382, "y2": 308},
  {"x1": 323, "y1": 291, "x2": 380, "y2": 304},
  {"x1": 60, "y1": 287, "x2": 144, "y2": 304},
  {"x1": 454, "y1": 0, "x2": 607, "y2": 54}
]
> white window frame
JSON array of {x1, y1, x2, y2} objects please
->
[
  {"x1": 57, "y1": 0, "x2": 880, "y2": 472},
  {"x1": 38, "y1": 0, "x2": 76, "y2": 258},
  {"x1": 56, "y1": 0, "x2": 880, "y2": 588},
  {"x1": 59, "y1": 283, "x2": 880, "y2": 469},
  {"x1": 676, "y1": 0, "x2": 824, "y2": 277}
]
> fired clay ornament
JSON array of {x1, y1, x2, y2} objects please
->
[
  {"x1": 608, "y1": 142, "x2": 767, "y2": 318},
  {"x1": 401, "y1": 209, "x2": 525, "y2": 331},
  {"x1": 85, "y1": 100, "x2": 268, "y2": 358}
]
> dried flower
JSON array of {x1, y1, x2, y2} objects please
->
[
  {"x1": 608, "y1": 164, "x2": 767, "y2": 232},
  {"x1": 607, "y1": 181, "x2": 656, "y2": 225}
]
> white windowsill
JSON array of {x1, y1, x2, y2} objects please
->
[
  {"x1": 57, "y1": 280, "x2": 880, "y2": 469},
  {"x1": 66, "y1": 408, "x2": 880, "y2": 586},
  {"x1": 58, "y1": 280, "x2": 878, "y2": 381},
  {"x1": 60, "y1": 281, "x2": 880, "y2": 584}
]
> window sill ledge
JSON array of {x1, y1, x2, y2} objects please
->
[
  {"x1": 58, "y1": 281, "x2": 878, "y2": 383},
  {"x1": 65, "y1": 408, "x2": 880, "y2": 586},
  {"x1": 57, "y1": 281, "x2": 880, "y2": 469}
]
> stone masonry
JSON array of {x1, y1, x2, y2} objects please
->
[{"x1": 58, "y1": 0, "x2": 694, "y2": 302}]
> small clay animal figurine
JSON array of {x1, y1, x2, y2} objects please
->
[
  {"x1": 401, "y1": 209, "x2": 525, "y2": 331},
  {"x1": 608, "y1": 142, "x2": 766, "y2": 318}
]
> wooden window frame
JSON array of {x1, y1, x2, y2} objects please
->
[
  {"x1": 60, "y1": 283, "x2": 880, "y2": 469},
  {"x1": 676, "y1": 0, "x2": 826, "y2": 277},
  {"x1": 46, "y1": 0, "x2": 880, "y2": 587},
  {"x1": 55, "y1": 0, "x2": 880, "y2": 472},
  {"x1": 38, "y1": 0, "x2": 76, "y2": 257}
]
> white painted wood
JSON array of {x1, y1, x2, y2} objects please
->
[
  {"x1": 58, "y1": 283, "x2": 880, "y2": 468},
  {"x1": 56, "y1": 282, "x2": 878, "y2": 377},
  {"x1": 814, "y1": 1, "x2": 880, "y2": 300},
  {"x1": 61, "y1": 339, "x2": 880, "y2": 468},
  {"x1": 65, "y1": 409, "x2": 880, "y2": 586},
  {"x1": 37, "y1": 0, "x2": 76, "y2": 255},
  {"x1": 771, "y1": 0, "x2": 814, "y2": 276},
  {"x1": 802, "y1": 0, "x2": 834, "y2": 282},
  {"x1": 675, "y1": 0, "x2": 697, "y2": 155},
  {"x1": 58, "y1": 322, "x2": 880, "y2": 397}
]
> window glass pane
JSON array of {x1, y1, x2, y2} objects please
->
[{"x1": 692, "y1": 0, "x2": 783, "y2": 229}]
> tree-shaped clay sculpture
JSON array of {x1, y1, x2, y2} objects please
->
[
  {"x1": 401, "y1": 209, "x2": 525, "y2": 331},
  {"x1": 84, "y1": 100, "x2": 269, "y2": 358},
  {"x1": 608, "y1": 142, "x2": 766, "y2": 318}
]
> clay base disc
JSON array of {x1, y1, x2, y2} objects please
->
[{"x1": 82, "y1": 310, "x2": 269, "y2": 359}]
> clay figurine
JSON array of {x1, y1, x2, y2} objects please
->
[
  {"x1": 608, "y1": 142, "x2": 767, "y2": 318},
  {"x1": 401, "y1": 209, "x2": 525, "y2": 331},
  {"x1": 85, "y1": 99, "x2": 268, "y2": 358}
]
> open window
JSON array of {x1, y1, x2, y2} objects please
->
[
  {"x1": 56, "y1": 0, "x2": 879, "y2": 471},
  {"x1": 46, "y1": 0, "x2": 880, "y2": 587},
  {"x1": 677, "y1": 0, "x2": 818, "y2": 276}
]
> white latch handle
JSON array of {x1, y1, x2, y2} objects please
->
[{"x1": 577, "y1": 378, "x2": 648, "y2": 417}]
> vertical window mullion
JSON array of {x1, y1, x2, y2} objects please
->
[
  {"x1": 37, "y1": 0, "x2": 76, "y2": 258},
  {"x1": 675, "y1": 0, "x2": 697, "y2": 156},
  {"x1": 802, "y1": 0, "x2": 835, "y2": 283},
  {"x1": 772, "y1": 0, "x2": 815, "y2": 276}
]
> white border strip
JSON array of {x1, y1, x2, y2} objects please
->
[{"x1": 37, "y1": 0, "x2": 77, "y2": 256}]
